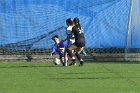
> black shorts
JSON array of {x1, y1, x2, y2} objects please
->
[{"x1": 74, "y1": 40, "x2": 85, "y2": 47}]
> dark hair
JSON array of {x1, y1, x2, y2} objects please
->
[
  {"x1": 52, "y1": 35, "x2": 59, "y2": 40},
  {"x1": 73, "y1": 17, "x2": 79, "y2": 24},
  {"x1": 73, "y1": 17, "x2": 81, "y2": 29},
  {"x1": 66, "y1": 18, "x2": 73, "y2": 25}
]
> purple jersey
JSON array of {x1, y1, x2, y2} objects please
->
[{"x1": 51, "y1": 41, "x2": 68, "y2": 58}]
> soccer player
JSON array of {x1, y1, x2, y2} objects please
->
[
  {"x1": 51, "y1": 35, "x2": 67, "y2": 66},
  {"x1": 66, "y1": 17, "x2": 86, "y2": 66},
  {"x1": 65, "y1": 18, "x2": 75, "y2": 46},
  {"x1": 63, "y1": 18, "x2": 75, "y2": 66}
]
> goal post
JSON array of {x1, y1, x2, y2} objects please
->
[
  {"x1": 124, "y1": 0, "x2": 133, "y2": 61},
  {"x1": 124, "y1": 0, "x2": 140, "y2": 61}
]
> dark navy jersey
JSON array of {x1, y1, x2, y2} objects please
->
[{"x1": 72, "y1": 25, "x2": 85, "y2": 44}]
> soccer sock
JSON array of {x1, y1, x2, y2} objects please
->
[
  {"x1": 64, "y1": 56, "x2": 68, "y2": 66},
  {"x1": 66, "y1": 48, "x2": 74, "y2": 58},
  {"x1": 64, "y1": 56, "x2": 68, "y2": 62},
  {"x1": 82, "y1": 49, "x2": 87, "y2": 56},
  {"x1": 72, "y1": 56, "x2": 75, "y2": 60},
  {"x1": 75, "y1": 52, "x2": 83, "y2": 62}
]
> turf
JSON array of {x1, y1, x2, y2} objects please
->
[{"x1": 0, "y1": 61, "x2": 140, "y2": 93}]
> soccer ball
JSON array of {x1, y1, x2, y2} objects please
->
[{"x1": 53, "y1": 58, "x2": 60, "y2": 65}]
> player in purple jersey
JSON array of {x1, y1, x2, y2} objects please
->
[{"x1": 51, "y1": 35, "x2": 68, "y2": 65}]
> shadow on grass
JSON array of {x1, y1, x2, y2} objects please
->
[
  {"x1": 62, "y1": 71, "x2": 139, "y2": 74},
  {"x1": 90, "y1": 61, "x2": 140, "y2": 64},
  {"x1": 48, "y1": 76, "x2": 140, "y2": 80},
  {"x1": 62, "y1": 72, "x2": 88, "y2": 74},
  {"x1": 0, "y1": 65, "x2": 62, "y2": 68}
]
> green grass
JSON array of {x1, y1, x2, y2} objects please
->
[{"x1": 0, "y1": 61, "x2": 140, "y2": 93}]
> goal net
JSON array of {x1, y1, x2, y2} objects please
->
[{"x1": 0, "y1": 0, "x2": 139, "y2": 61}]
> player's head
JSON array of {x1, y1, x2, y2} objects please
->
[
  {"x1": 66, "y1": 18, "x2": 73, "y2": 26},
  {"x1": 74, "y1": 17, "x2": 82, "y2": 29},
  {"x1": 73, "y1": 17, "x2": 80, "y2": 25},
  {"x1": 52, "y1": 35, "x2": 60, "y2": 44}
]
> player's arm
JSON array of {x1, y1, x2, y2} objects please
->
[
  {"x1": 63, "y1": 34, "x2": 72, "y2": 42},
  {"x1": 51, "y1": 46, "x2": 56, "y2": 56},
  {"x1": 62, "y1": 28, "x2": 73, "y2": 42},
  {"x1": 62, "y1": 41, "x2": 68, "y2": 47}
]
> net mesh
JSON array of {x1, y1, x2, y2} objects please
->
[{"x1": 0, "y1": 0, "x2": 140, "y2": 61}]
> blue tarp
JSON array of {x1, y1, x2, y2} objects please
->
[{"x1": 0, "y1": 0, "x2": 139, "y2": 49}]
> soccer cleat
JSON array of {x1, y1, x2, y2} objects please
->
[
  {"x1": 69, "y1": 59, "x2": 76, "y2": 66},
  {"x1": 69, "y1": 62, "x2": 76, "y2": 66},
  {"x1": 62, "y1": 62, "x2": 65, "y2": 66},
  {"x1": 79, "y1": 61, "x2": 84, "y2": 66},
  {"x1": 73, "y1": 62, "x2": 76, "y2": 66}
]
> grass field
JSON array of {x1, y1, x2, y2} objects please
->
[{"x1": 0, "y1": 61, "x2": 140, "y2": 93}]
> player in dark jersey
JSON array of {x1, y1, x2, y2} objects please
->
[{"x1": 66, "y1": 17, "x2": 85, "y2": 66}]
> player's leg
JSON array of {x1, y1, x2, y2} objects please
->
[
  {"x1": 75, "y1": 47, "x2": 83, "y2": 61},
  {"x1": 59, "y1": 52, "x2": 65, "y2": 66},
  {"x1": 66, "y1": 44, "x2": 77, "y2": 66},
  {"x1": 76, "y1": 47, "x2": 84, "y2": 66},
  {"x1": 60, "y1": 57, "x2": 64, "y2": 64},
  {"x1": 64, "y1": 50, "x2": 68, "y2": 66},
  {"x1": 66, "y1": 44, "x2": 77, "y2": 58},
  {"x1": 81, "y1": 48, "x2": 87, "y2": 56}
]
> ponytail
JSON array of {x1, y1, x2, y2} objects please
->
[{"x1": 73, "y1": 17, "x2": 81, "y2": 30}]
